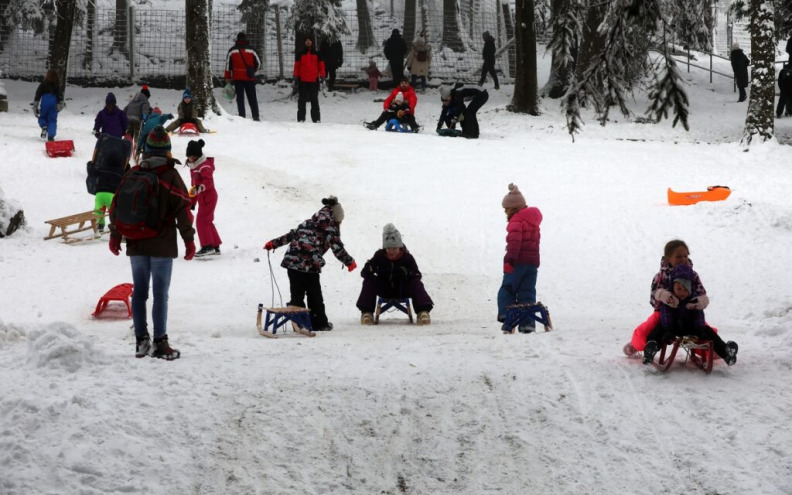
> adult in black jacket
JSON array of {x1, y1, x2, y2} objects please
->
[
  {"x1": 730, "y1": 42, "x2": 750, "y2": 102},
  {"x1": 478, "y1": 31, "x2": 499, "y2": 89},
  {"x1": 320, "y1": 39, "x2": 343, "y2": 92},
  {"x1": 777, "y1": 63, "x2": 792, "y2": 118},
  {"x1": 436, "y1": 83, "x2": 489, "y2": 139},
  {"x1": 383, "y1": 29, "x2": 408, "y2": 83}
]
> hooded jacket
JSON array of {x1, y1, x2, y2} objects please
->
[
  {"x1": 124, "y1": 92, "x2": 152, "y2": 122},
  {"x1": 504, "y1": 206, "x2": 542, "y2": 267},
  {"x1": 270, "y1": 206, "x2": 354, "y2": 273}
]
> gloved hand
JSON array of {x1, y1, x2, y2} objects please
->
[
  {"x1": 56, "y1": 101, "x2": 65, "y2": 112},
  {"x1": 184, "y1": 241, "x2": 196, "y2": 261},
  {"x1": 361, "y1": 262, "x2": 374, "y2": 278},
  {"x1": 685, "y1": 294, "x2": 709, "y2": 310},
  {"x1": 196, "y1": 184, "x2": 206, "y2": 194},
  {"x1": 319, "y1": 78, "x2": 325, "y2": 86},
  {"x1": 109, "y1": 236, "x2": 122, "y2": 256},
  {"x1": 503, "y1": 262, "x2": 514, "y2": 274},
  {"x1": 93, "y1": 130, "x2": 100, "y2": 139},
  {"x1": 348, "y1": 261, "x2": 357, "y2": 272},
  {"x1": 33, "y1": 102, "x2": 40, "y2": 118},
  {"x1": 264, "y1": 241, "x2": 274, "y2": 251},
  {"x1": 655, "y1": 288, "x2": 679, "y2": 308},
  {"x1": 397, "y1": 110, "x2": 405, "y2": 118}
]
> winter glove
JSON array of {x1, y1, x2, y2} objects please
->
[
  {"x1": 348, "y1": 261, "x2": 357, "y2": 272},
  {"x1": 109, "y1": 236, "x2": 122, "y2": 256},
  {"x1": 56, "y1": 101, "x2": 65, "y2": 112},
  {"x1": 184, "y1": 241, "x2": 196, "y2": 261},
  {"x1": 503, "y1": 262, "x2": 514, "y2": 274},
  {"x1": 655, "y1": 288, "x2": 679, "y2": 308},
  {"x1": 397, "y1": 110, "x2": 406, "y2": 118},
  {"x1": 264, "y1": 241, "x2": 274, "y2": 251},
  {"x1": 33, "y1": 102, "x2": 40, "y2": 118},
  {"x1": 361, "y1": 262, "x2": 375, "y2": 278},
  {"x1": 93, "y1": 130, "x2": 101, "y2": 139},
  {"x1": 196, "y1": 184, "x2": 206, "y2": 194},
  {"x1": 685, "y1": 294, "x2": 709, "y2": 310}
]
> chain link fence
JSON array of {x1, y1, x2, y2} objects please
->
[{"x1": 0, "y1": 4, "x2": 518, "y2": 88}]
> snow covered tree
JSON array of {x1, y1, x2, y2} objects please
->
[
  {"x1": 50, "y1": 0, "x2": 76, "y2": 97},
  {"x1": 356, "y1": 0, "x2": 376, "y2": 51},
  {"x1": 82, "y1": 0, "x2": 96, "y2": 70},
  {"x1": 509, "y1": 0, "x2": 539, "y2": 114},
  {"x1": 289, "y1": 0, "x2": 349, "y2": 53},
  {"x1": 404, "y1": 0, "x2": 417, "y2": 46},
  {"x1": 543, "y1": 0, "x2": 581, "y2": 98},
  {"x1": 742, "y1": 0, "x2": 775, "y2": 145},
  {"x1": 1, "y1": 0, "x2": 55, "y2": 45},
  {"x1": 442, "y1": 0, "x2": 465, "y2": 51},
  {"x1": 186, "y1": 0, "x2": 220, "y2": 116},
  {"x1": 238, "y1": 0, "x2": 269, "y2": 66}
]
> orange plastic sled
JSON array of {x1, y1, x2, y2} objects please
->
[{"x1": 667, "y1": 186, "x2": 730, "y2": 205}]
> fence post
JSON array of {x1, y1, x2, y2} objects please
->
[
  {"x1": 275, "y1": 7, "x2": 284, "y2": 80},
  {"x1": 687, "y1": 47, "x2": 690, "y2": 72},
  {"x1": 710, "y1": 53, "x2": 712, "y2": 84},
  {"x1": 128, "y1": 6, "x2": 135, "y2": 82}
]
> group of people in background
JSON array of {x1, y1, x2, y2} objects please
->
[{"x1": 730, "y1": 37, "x2": 792, "y2": 110}]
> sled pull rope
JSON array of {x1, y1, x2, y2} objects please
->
[{"x1": 267, "y1": 251, "x2": 284, "y2": 308}]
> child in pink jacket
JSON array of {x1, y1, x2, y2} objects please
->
[
  {"x1": 497, "y1": 183, "x2": 543, "y2": 333},
  {"x1": 185, "y1": 139, "x2": 221, "y2": 257}
]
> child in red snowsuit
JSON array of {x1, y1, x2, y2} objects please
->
[{"x1": 185, "y1": 139, "x2": 221, "y2": 256}]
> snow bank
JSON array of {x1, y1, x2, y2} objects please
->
[{"x1": 26, "y1": 323, "x2": 105, "y2": 373}]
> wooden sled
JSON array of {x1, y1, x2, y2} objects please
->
[
  {"x1": 667, "y1": 186, "x2": 730, "y2": 206},
  {"x1": 256, "y1": 304, "x2": 316, "y2": 338},
  {"x1": 45, "y1": 140, "x2": 75, "y2": 157},
  {"x1": 653, "y1": 336, "x2": 714, "y2": 374},
  {"x1": 503, "y1": 302, "x2": 554, "y2": 334},
  {"x1": 44, "y1": 210, "x2": 106, "y2": 242}
]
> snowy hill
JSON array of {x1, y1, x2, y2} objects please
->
[{"x1": 1, "y1": 51, "x2": 792, "y2": 494}]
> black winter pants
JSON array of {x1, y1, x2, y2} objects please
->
[
  {"x1": 478, "y1": 60, "x2": 499, "y2": 88},
  {"x1": 297, "y1": 82, "x2": 321, "y2": 122},
  {"x1": 287, "y1": 269, "x2": 329, "y2": 329},
  {"x1": 776, "y1": 89, "x2": 792, "y2": 117},
  {"x1": 234, "y1": 80, "x2": 260, "y2": 121},
  {"x1": 461, "y1": 90, "x2": 489, "y2": 139},
  {"x1": 646, "y1": 322, "x2": 731, "y2": 361}
]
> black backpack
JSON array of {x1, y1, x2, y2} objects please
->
[
  {"x1": 86, "y1": 161, "x2": 99, "y2": 195},
  {"x1": 110, "y1": 167, "x2": 161, "y2": 240}
]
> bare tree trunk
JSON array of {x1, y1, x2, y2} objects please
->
[
  {"x1": 510, "y1": 0, "x2": 539, "y2": 114},
  {"x1": 50, "y1": 0, "x2": 76, "y2": 97},
  {"x1": 403, "y1": 0, "x2": 417, "y2": 45},
  {"x1": 113, "y1": 0, "x2": 128, "y2": 56},
  {"x1": 502, "y1": 1, "x2": 516, "y2": 77},
  {"x1": 574, "y1": 1, "x2": 607, "y2": 90},
  {"x1": 356, "y1": 0, "x2": 376, "y2": 51},
  {"x1": 542, "y1": 0, "x2": 574, "y2": 98},
  {"x1": 742, "y1": 0, "x2": 775, "y2": 145},
  {"x1": 186, "y1": 0, "x2": 220, "y2": 116},
  {"x1": 83, "y1": 0, "x2": 96, "y2": 70},
  {"x1": 442, "y1": 0, "x2": 465, "y2": 51},
  {"x1": 0, "y1": 0, "x2": 12, "y2": 51}
]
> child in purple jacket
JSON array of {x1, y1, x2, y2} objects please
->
[{"x1": 93, "y1": 92, "x2": 129, "y2": 139}]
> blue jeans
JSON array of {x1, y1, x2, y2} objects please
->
[
  {"x1": 497, "y1": 264, "x2": 538, "y2": 318},
  {"x1": 130, "y1": 256, "x2": 173, "y2": 340}
]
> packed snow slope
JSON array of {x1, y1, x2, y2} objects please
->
[{"x1": 1, "y1": 55, "x2": 792, "y2": 495}]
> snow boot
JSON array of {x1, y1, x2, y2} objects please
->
[
  {"x1": 135, "y1": 337, "x2": 152, "y2": 358},
  {"x1": 194, "y1": 246, "x2": 213, "y2": 258},
  {"x1": 360, "y1": 312, "x2": 374, "y2": 325},
  {"x1": 151, "y1": 336, "x2": 180, "y2": 360},
  {"x1": 643, "y1": 341, "x2": 659, "y2": 365},
  {"x1": 724, "y1": 341, "x2": 738, "y2": 366},
  {"x1": 417, "y1": 311, "x2": 430, "y2": 325},
  {"x1": 40, "y1": 127, "x2": 48, "y2": 140},
  {"x1": 518, "y1": 321, "x2": 536, "y2": 333}
]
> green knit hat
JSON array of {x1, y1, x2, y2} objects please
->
[{"x1": 145, "y1": 125, "x2": 171, "y2": 155}]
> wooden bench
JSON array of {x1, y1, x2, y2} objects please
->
[
  {"x1": 44, "y1": 210, "x2": 104, "y2": 241},
  {"x1": 333, "y1": 83, "x2": 361, "y2": 93}
]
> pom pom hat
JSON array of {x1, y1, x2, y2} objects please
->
[
  {"x1": 502, "y1": 183, "x2": 527, "y2": 209},
  {"x1": 382, "y1": 223, "x2": 404, "y2": 248}
]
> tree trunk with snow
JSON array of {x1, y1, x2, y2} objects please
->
[
  {"x1": 356, "y1": 0, "x2": 376, "y2": 51},
  {"x1": 509, "y1": 0, "x2": 539, "y2": 114},
  {"x1": 442, "y1": 0, "x2": 465, "y2": 51},
  {"x1": 403, "y1": 0, "x2": 417, "y2": 46},
  {"x1": 186, "y1": 0, "x2": 220, "y2": 117},
  {"x1": 742, "y1": 0, "x2": 775, "y2": 146},
  {"x1": 574, "y1": 1, "x2": 606, "y2": 91},
  {"x1": 113, "y1": 0, "x2": 128, "y2": 56},
  {"x1": 50, "y1": 0, "x2": 76, "y2": 98}
]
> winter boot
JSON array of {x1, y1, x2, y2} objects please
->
[
  {"x1": 135, "y1": 337, "x2": 152, "y2": 358},
  {"x1": 643, "y1": 341, "x2": 659, "y2": 365},
  {"x1": 724, "y1": 341, "x2": 738, "y2": 366},
  {"x1": 151, "y1": 336, "x2": 180, "y2": 360},
  {"x1": 211, "y1": 246, "x2": 221, "y2": 255},
  {"x1": 40, "y1": 127, "x2": 48, "y2": 139},
  {"x1": 360, "y1": 312, "x2": 374, "y2": 325},
  {"x1": 194, "y1": 246, "x2": 213, "y2": 258},
  {"x1": 417, "y1": 311, "x2": 431, "y2": 325},
  {"x1": 314, "y1": 322, "x2": 334, "y2": 332}
]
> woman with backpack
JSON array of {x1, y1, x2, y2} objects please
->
[{"x1": 406, "y1": 37, "x2": 431, "y2": 93}]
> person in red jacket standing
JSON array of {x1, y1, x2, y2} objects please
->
[
  {"x1": 365, "y1": 77, "x2": 420, "y2": 131},
  {"x1": 224, "y1": 32, "x2": 261, "y2": 121},
  {"x1": 293, "y1": 37, "x2": 326, "y2": 123},
  {"x1": 497, "y1": 183, "x2": 543, "y2": 333}
]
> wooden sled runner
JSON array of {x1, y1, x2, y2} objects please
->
[
  {"x1": 256, "y1": 304, "x2": 316, "y2": 338},
  {"x1": 374, "y1": 297, "x2": 413, "y2": 324},
  {"x1": 44, "y1": 210, "x2": 107, "y2": 243},
  {"x1": 503, "y1": 302, "x2": 554, "y2": 333},
  {"x1": 667, "y1": 186, "x2": 730, "y2": 205},
  {"x1": 652, "y1": 336, "x2": 714, "y2": 374}
]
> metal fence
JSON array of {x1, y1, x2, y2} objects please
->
[{"x1": 0, "y1": 4, "x2": 516, "y2": 87}]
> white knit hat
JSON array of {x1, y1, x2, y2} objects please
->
[{"x1": 382, "y1": 223, "x2": 403, "y2": 248}]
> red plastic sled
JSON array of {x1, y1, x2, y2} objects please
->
[
  {"x1": 177, "y1": 123, "x2": 200, "y2": 135},
  {"x1": 46, "y1": 140, "x2": 75, "y2": 158},
  {"x1": 92, "y1": 283, "x2": 134, "y2": 319},
  {"x1": 667, "y1": 186, "x2": 730, "y2": 205}
]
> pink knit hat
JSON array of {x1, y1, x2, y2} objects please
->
[{"x1": 502, "y1": 183, "x2": 527, "y2": 209}]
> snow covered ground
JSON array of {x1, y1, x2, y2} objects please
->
[{"x1": 2, "y1": 53, "x2": 792, "y2": 494}]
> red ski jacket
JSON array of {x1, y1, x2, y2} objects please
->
[
  {"x1": 294, "y1": 49, "x2": 326, "y2": 83},
  {"x1": 225, "y1": 42, "x2": 260, "y2": 82},
  {"x1": 384, "y1": 85, "x2": 418, "y2": 114}
]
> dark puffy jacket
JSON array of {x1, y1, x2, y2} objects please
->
[
  {"x1": 320, "y1": 40, "x2": 343, "y2": 70},
  {"x1": 504, "y1": 206, "x2": 542, "y2": 267},
  {"x1": 482, "y1": 34, "x2": 496, "y2": 63},
  {"x1": 177, "y1": 100, "x2": 196, "y2": 121},
  {"x1": 361, "y1": 248, "x2": 422, "y2": 293},
  {"x1": 34, "y1": 81, "x2": 63, "y2": 103},
  {"x1": 384, "y1": 34, "x2": 408, "y2": 62},
  {"x1": 270, "y1": 206, "x2": 354, "y2": 273},
  {"x1": 124, "y1": 92, "x2": 152, "y2": 122},
  {"x1": 94, "y1": 106, "x2": 129, "y2": 138},
  {"x1": 730, "y1": 49, "x2": 750, "y2": 88},
  {"x1": 109, "y1": 156, "x2": 195, "y2": 258}
]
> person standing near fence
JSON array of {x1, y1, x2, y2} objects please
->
[
  {"x1": 730, "y1": 42, "x2": 750, "y2": 103},
  {"x1": 294, "y1": 37, "x2": 325, "y2": 123},
  {"x1": 406, "y1": 36, "x2": 431, "y2": 93},
  {"x1": 123, "y1": 85, "x2": 152, "y2": 142},
  {"x1": 320, "y1": 39, "x2": 343, "y2": 92},
  {"x1": 479, "y1": 31, "x2": 500, "y2": 90},
  {"x1": 384, "y1": 29, "x2": 408, "y2": 84},
  {"x1": 225, "y1": 32, "x2": 261, "y2": 122}
]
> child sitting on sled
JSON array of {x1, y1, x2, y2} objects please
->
[
  {"x1": 643, "y1": 263, "x2": 738, "y2": 366},
  {"x1": 264, "y1": 196, "x2": 357, "y2": 331},
  {"x1": 497, "y1": 183, "x2": 543, "y2": 333},
  {"x1": 165, "y1": 89, "x2": 208, "y2": 133},
  {"x1": 356, "y1": 223, "x2": 433, "y2": 325}
]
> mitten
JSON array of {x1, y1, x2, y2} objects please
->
[
  {"x1": 94, "y1": 130, "x2": 100, "y2": 138},
  {"x1": 264, "y1": 241, "x2": 274, "y2": 251},
  {"x1": 33, "y1": 102, "x2": 40, "y2": 118},
  {"x1": 348, "y1": 261, "x2": 357, "y2": 272},
  {"x1": 686, "y1": 294, "x2": 709, "y2": 310},
  {"x1": 184, "y1": 240, "x2": 196, "y2": 261},
  {"x1": 503, "y1": 262, "x2": 514, "y2": 274},
  {"x1": 109, "y1": 236, "x2": 122, "y2": 256},
  {"x1": 654, "y1": 288, "x2": 679, "y2": 308},
  {"x1": 361, "y1": 262, "x2": 374, "y2": 278}
]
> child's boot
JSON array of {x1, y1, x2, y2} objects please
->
[
  {"x1": 40, "y1": 127, "x2": 48, "y2": 139},
  {"x1": 151, "y1": 336, "x2": 180, "y2": 360},
  {"x1": 724, "y1": 341, "x2": 738, "y2": 366},
  {"x1": 360, "y1": 312, "x2": 374, "y2": 325},
  {"x1": 643, "y1": 341, "x2": 659, "y2": 365},
  {"x1": 417, "y1": 311, "x2": 430, "y2": 325}
]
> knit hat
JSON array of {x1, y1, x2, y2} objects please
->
[
  {"x1": 141, "y1": 85, "x2": 150, "y2": 98},
  {"x1": 322, "y1": 196, "x2": 344, "y2": 223},
  {"x1": 186, "y1": 139, "x2": 204, "y2": 158},
  {"x1": 392, "y1": 29, "x2": 400, "y2": 36},
  {"x1": 105, "y1": 92, "x2": 116, "y2": 105},
  {"x1": 151, "y1": 107, "x2": 162, "y2": 115},
  {"x1": 145, "y1": 125, "x2": 171, "y2": 155},
  {"x1": 732, "y1": 42, "x2": 740, "y2": 50},
  {"x1": 671, "y1": 264, "x2": 694, "y2": 294},
  {"x1": 395, "y1": 91, "x2": 404, "y2": 102},
  {"x1": 439, "y1": 85, "x2": 452, "y2": 100},
  {"x1": 501, "y1": 183, "x2": 527, "y2": 209},
  {"x1": 382, "y1": 223, "x2": 404, "y2": 248},
  {"x1": 182, "y1": 89, "x2": 192, "y2": 100},
  {"x1": 236, "y1": 32, "x2": 247, "y2": 43}
]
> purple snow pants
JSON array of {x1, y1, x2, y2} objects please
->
[{"x1": 356, "y1": 276, "x2": 434, "y2": 313}]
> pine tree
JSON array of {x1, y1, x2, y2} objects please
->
[
  {"x1": 289, "y1": 0, "x2": 349, "y2": 52},
  {"x1": 543, "y1": 0, "x2": 581, "y2": 98},
  {"x1": 742, "y1": 0, "x2": 775, "y2": 145}
]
